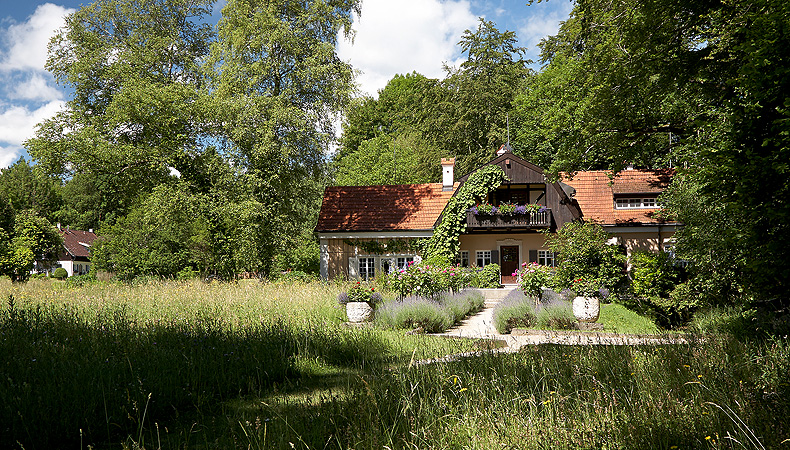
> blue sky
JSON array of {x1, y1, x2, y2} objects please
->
[{"x1": 0, "y1": 0, "x2": 573, "y2": 168}]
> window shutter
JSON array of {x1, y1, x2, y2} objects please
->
[
  {"x1": 529, "y1": 250, "x2": 538, "y2": 263},
  {"x1": 491, "y1": 249, "x2": 500, "y2": 265},
  {"x1": 348, "y1": 257, "x2": 358, "y2": 278}
]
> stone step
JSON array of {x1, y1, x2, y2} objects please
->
[{"x1": 475, "y1": 287, "x2": 517, "y2": 301}]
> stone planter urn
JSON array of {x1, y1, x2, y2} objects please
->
[
  {"x1": 346, "y1": 301, "x2": 374, "y2": 323},
  {"x1": 572, "y1": 296, "x2": 600, "y2": 323}
]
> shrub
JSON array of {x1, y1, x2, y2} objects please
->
[
  {"x1": 52, "y1": 267, "x2": 68, "y2": 280},
  {"x1": 440, "y1": 289, "x2": 485, "y2": 322},
  {"x1": 516, "y1": 262, "x2": 553, "y2": 298},
  {"x1": 385, "y1": 262, "x2": 472, "y2": 300},
  {"x1": 492, "y1": 290, "x2": 537, "y2": 333},
  {"x1": 471, "y1": 263, "x2": 501, "y2": 289},
  {"x1": 375, "y1": 297, "x2": 454, "y2": 333},
  {"x1": 536, "y1": 300, "x2": 575, "y2": 329},
  {"x1": 545, "y1": 222, "x2": 626, "y2": 297},
  {"x1": 176, "y1": 267, "x2": 199, "y2": 281},
  {"x1": 630, "y1": 250, "x2": 683, "y2": 299},
  {"x1": 64, "y1": 271, "x2": 97, "y2": 288},
  {"x1": 277, "y1": 270, "x2": 318, "y2": 283}
]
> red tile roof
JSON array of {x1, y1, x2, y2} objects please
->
[
  {"x1": 316, "y1": 169, "x2": 675, "y2": 233},
  {"x1": 316, "y1": 183, "x2": 457, "y2": 232},
  {"x1": 563, "y1": 169, "x2": 675, "y2": 225},
  {"x1": 60, "y1": 229, "x2": 98, "y2": 259}
]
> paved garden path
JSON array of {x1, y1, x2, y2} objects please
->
[{"x1": 436, "y1": 288, "x2": 690, "y2": 352}]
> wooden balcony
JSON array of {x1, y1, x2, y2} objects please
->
[{"x1": 465, "y1": 209, "x2": 552, "y2": 230}]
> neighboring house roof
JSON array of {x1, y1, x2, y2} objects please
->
[
  {"x1": 60, "y1": 229, "x2": 98, "y2": 259},
  {"x1": 316, "y1": 183, "x2": 458, "y2": 232},
  {"x1": 563, "y1": 169, "x2": 676, "y2": 225}
]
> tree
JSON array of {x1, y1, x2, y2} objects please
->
[
  {"x1": 513, "y1": 0, "x2": 716, "y2": 175},
  {"x1": 0, "y1": 158, "x2": 62, "y2": 223},
  {"x1": 0, "y1": 210, "x2": 63, "y2": 283},
  {"x1": 523, "y1": 0, "x2": 790, "y2": 309},
  {"x1": 26, "y1": 0, "x2": 214, "y2": 224},
  {"x1": 332, "y1": 132, "x2": 439, "y2": 186},
  {"x1": 205, "y1": 0, "x2": 361, "y2": 271},
  {"x1": 334, "y1": 19, "x2": 531, "y2": 185},
  {"x1": 25, "y1": 0, "x2": 359, "y2": 280},
  {"x1": 435, "y1": 18, "x2": 533, "y2": 175}
]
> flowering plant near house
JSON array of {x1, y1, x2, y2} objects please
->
[
  {"x1": 475, "y1": 202, "x2": 498, "y2": 215},
  {"x1": 337, "y1": 281, "x2": 383, "y2": 306},
  {"x1": 385, "y1": 263, "x2": 471, "y2": 301},
  {"x1": 571, "y1": 277, "x2": 603, "y2": 298},
  {"x1": 515, "y1": 262, "x2": 554, "y2": 299},
  {"x1": 470, "y1": 203, "x2": 546, "y2": 216},
  {"x1": 497, "y1": 202, "x2": 518, "y2": 215}
]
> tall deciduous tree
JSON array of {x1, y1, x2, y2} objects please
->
[
  {"x1": 522, "y1": 0, "x2": 790, "y2": 307},
  {"x1": 0, "y1": 210, "x2": 63, "y2": 282},
  {"x1": 0, "y1": 158, "x2": 62, "y2": 223},
  {"x1": 335, "y1": 19, "x2": 531, "y2": 184},
  {"x1": 26, "y1": 0, "x2": 214, "y2": 224},
  {"x1": 436, "y1": 18, "x2": 532, "y2": 175},
  {"x1": 206, "y1": 0, "x2": 360, "y2": 271}
]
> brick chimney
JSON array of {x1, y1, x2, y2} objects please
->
[{"x1": 441, "y1": 158, "x2": 455, "y2": 191}]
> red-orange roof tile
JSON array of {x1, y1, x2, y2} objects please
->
[
  {"x1": 316, "y1": 183, "x2": 457, "y2": 232},
  {"x1": 563, "y1": 169, "x2": 675, "y2": 225}
]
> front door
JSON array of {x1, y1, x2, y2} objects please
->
[{"x1": 500, "y1": 246, "x2": 519, "y2": 285}]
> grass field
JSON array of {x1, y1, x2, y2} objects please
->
[{"x1": 1, "y1": 278, "x2": 788, "y2": 449}]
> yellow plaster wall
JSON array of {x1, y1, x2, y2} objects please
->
[
  {"x1": 459, "y1": 233, "x2": 549, "y2": 266},
  {"x1": 609, "y1": 231, "x2": 676, "y2": 254}
]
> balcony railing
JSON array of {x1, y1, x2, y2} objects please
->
[{"x1": 465, "y1": 209, "x2": 552, "y2": 229}]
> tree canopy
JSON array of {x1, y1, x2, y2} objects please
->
[
  {"x1": 334, "y1": 19, "x2": 532, "y2": 184},
  {"x1": 521, "y1": 0, "x2": 790, "y2": 307},
  {"x1": 24, "y1": 0, "x2": 361, "y2": 280}
]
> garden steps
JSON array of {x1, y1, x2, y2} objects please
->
[
  {"x1": 441, "y1": 287, "x2": 517, "y2": 339},
  {"x1": 476, "y1": 287, "x2": 517, "y2": 302}
]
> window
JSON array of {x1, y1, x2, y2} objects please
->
[
  {"x1": 663, "y1": 245, "x2": 689, "y2": 268},
  {"x1": 615, "y1": 197, "x2": 660, "y2": 209},
  {"x1": 396, "y1": 256, "x2": 414, "y2": 270},
  {"x1": 358, "y1": 257, "x2": 375, "y2": 280},
  {"x1": 455, "y1": 251, "x2": 469, "y2": 267},
  {"x1": 538, "y1": 250, "x2": 556, "y2": 267},
  {"x1": 380, "y1": 258, "x2": 394, "y2": 275},
  {"x1": 476, "y1": 250, "x2": 492, "y2": 267}
]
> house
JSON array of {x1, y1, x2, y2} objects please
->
[
  {"x1": 56, "y1": 227, "x2": 98, "y2": 276},
  {"x1": 316, "y1": 147, "x2": 680, "y2": 282}
]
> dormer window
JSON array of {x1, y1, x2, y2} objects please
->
[{"x1": 615, "y1": 197, "x2": 659, "y2": 209}]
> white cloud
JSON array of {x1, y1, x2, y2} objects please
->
[
  {"x1": 337, "y1": 0, "x2": 478, "y2": 97},
  {"x1": 516, "y1": 1, "x2": 574, "y2": 64},
  {"x1": 0, "y1": 101, "x2": 64, "y2": 167},
  {"x1": 0, "y1": 4, "x2": 74, "y2": 168},
  {"x1": 0, "y1": 3, "x2": 75, "y2": 72},
  {"x1": 0, "y1": 145, "x2": 22, "y2": 168},
  {"x1": 7, "y1": 73, "x2": 63, "y2": 102}
]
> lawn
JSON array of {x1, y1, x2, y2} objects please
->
[{"x1": 1, "y1": 278, "x2": 788, "y2": 449}]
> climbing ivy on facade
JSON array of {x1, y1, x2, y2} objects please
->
[{"x1": 422, "y1": 164, "x2": 508, "y2": 260}]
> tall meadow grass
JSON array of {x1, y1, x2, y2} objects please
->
[
  {"x1": 2, "y1": 278, "x2": 788, "y2": 449},
  {"x1": 0, "y1": 278, "x2": 396, "y2": 448}
]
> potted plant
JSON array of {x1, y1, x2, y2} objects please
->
[
  {"x1": 570, "y1": 277, "x2": 601, "y2": 323},
  {"x1": 338, "y1": 281, "x2": 383, "y2": 323}
]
